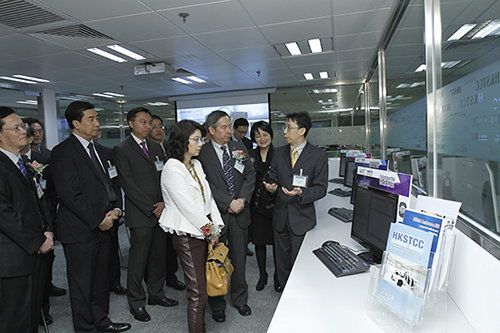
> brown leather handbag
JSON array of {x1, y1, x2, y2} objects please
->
[{"x1": 206, "y1": 242, "x2": 234, "y2": 296}]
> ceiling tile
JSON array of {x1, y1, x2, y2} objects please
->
[
  {"x1": 35, "y1": 0, "x2": 152, "y2": 21},
  {"x1": 332, "y1": 0, "x2": 394, "y2": 15},
  {"x1": 0, "y1": 34, "x2": 67, "y2": 58},
  {"x1": 240, "y1": 0, "x2": 332, "y2": 25},
  {"x1": 283, "y1": 53, "x2": 336, "y2": 68},
  {"x1": 217, "y1": 46, "x2": 280, "y2": 64},
  {"x1": 140, "y1": 0, "x2": 230, "y2": 11},
  {"x1": 259, "y1": 16, "x2": 333, "y2": 44},
  {"x1": 194, "y1": 27, "x2": 268, "y2": 51},
  {"x1": 86, "y1": 13, "x2": 185, "y2": 42},
  {"x1": 131, "y1": 35, "x2": 212, "y2": 58},
  {"x1": 335, "y1": 31, "x2": 381, "y2": 51},
  {"x1": 29, "y1": 52, "x2": 109, "y2": 70},
  {"x1": 333, "y1": 8, "x2": 391, "y2": 36},
  {"x1": 158, "y1": 1, "x2": 254, "y2": 34}
]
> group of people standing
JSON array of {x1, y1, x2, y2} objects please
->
[{"x1": 0, "y1": 101, "x2": 327, "y2": 333}]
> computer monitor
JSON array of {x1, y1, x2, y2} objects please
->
[
  {"x1": 339, "y1": 153, "x2": 347, "y2": 177},
  {"x1": 391, "y1": 150, "x2": 411, "y2": 174},
  {"x1": 344, "y1": 160, "x2": 356, "y2": 188},
  {"x1": 351, "y1": 185, "x2": 398, "y2": 263}
]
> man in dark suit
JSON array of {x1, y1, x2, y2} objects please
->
[
  {"x1": 113, "y1": 107, "x2": 178, "y2": 323},
  {"x1": 95, "y1": 139, "x2": 127, "y2": 296},
  {"x1": 149, "y1": 114, "x2": 186, "y2": 291},
  {"x1": 198, "y1": 110, "x2": 256, "y2": 323},
  {"x1": 233, "y1": 117, "x2": 253, "y2": 151},
  {"x1": 264, "y1": 112, "x2": 328, "y2": 291},
  {"x1": 24, "y1": 117, "x2": 67, "y2": 298},
  {"x1": 51, "y1": 101, "x2": 131, "y2": 333},
  {"x1": 0, "y1": 106, "x2": 53, "y2": 333}
]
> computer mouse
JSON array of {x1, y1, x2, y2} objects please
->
[{"x1": 322, "y1": 240, "x2": 339, "y2": 247}]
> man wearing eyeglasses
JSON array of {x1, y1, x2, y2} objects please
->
[
  {"x1": 264, "y1": 112, "x2": 328, "y2": 292},
  {"x1": 149, "y1": 114, "x2": 186, "y2": 292},
  {"x1": 0, "y1": 106, "x2": 54, "y2": 332},
  {"x1": 113, "y1": 107, "x2": 178, "y2": 323},
  {"x1": 24, "y1": 117, "x2": 51, "y2": 164},
  {"x1": 232, "y1": 117, "x2": 253, "y2": 152}
]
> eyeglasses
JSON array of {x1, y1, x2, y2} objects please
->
[
  {"x1": 3, "y1": 122, "x2": 29, "y2": 133},
  {"x1": 152, "y1": 125, "x2": 165, "y2": 130},
  {"x1": 282, "y1": 125, "x2": 299, "y2": 132},
  {"x1": 189, "y1": 137, "x2": 206, "y2": 145},
  {"x1": 33, "y1": 129, "x2": 44, "y2": 134}
]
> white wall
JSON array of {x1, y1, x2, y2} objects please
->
[{"x1": 447, "y1": 231, "x2": 500, "y2": 333}]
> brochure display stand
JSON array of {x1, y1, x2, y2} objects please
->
[{"x1": 366, "y1": 196, "x2": 461, "y2": 332}]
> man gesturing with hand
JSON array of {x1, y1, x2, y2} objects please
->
[{"x1": 51, "y1": 101, "x2": 130, "y2": 333}]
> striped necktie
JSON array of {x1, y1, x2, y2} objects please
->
[
  {"x1": 17, "y1": 157, "x2": 28, "y2": 177},
  {"x1": 291, "y1": 147, "x2": 298, "y2": 168},
  {"x1": 221, "y1": 146, "x2": 236, "y2": 198}
]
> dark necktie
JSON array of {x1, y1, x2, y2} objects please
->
[
  {"x1": 88, "y1": 142, "x2": 116, "y2": 202},
  {"x1": 221, "y1": 146, "x2": 235, "y2": 198},
  {"x1": 140, "y1": 141, "x2": 150, "y2": 158},
  {"x1": 17, "y1": 157, "x2": 28, "y2": 178}
]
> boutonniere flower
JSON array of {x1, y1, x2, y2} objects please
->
[
  {"x1": 231, "y1": 150, "x2": 248, "y2": 161},
  {"x1": 29, "y1": 160, "x2": 47, "y2": 175}
]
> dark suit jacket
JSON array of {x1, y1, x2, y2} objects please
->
[
  {"x1": 112, "y1": 136, "x2": 166, "y2": 228},
  {"x1": 96, "y1": 142, "x2": 123, "y2": 211},
  {"x1": 241, "y1": 137, "x2": 253, "y2": 151},
  {"x1": 0, "y1": 152, "x2": 45, "y2": 277},
  {"x1": 50, "y1": 134, "x2": 119, "y2": 244},
  {"x1": 198, "y1": 140, "x2": 256, "y2": 228},
  {"x1": 268, "y1": 142, "x2": 328, "y2": 235},
  {"x1": 32, "y1": 145, "x2": 51, "y2": 164}
]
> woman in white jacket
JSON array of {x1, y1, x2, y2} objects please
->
[{"x1": 159, "y1": 120, "x2": 223, "y2": 333}]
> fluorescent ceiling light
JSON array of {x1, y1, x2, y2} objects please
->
[
  {"x1": 319, "y1": 71, "x2": 328, "y2": 79},
  {"x1": 308, "y1": 38, "x2": 322, "y2": 53},
  {"x1": 472, "y1": 20, "x2": 500, "y2": 39},
  {"x1": 441, "y1": 60, "x2": 461, "y2": 69},
  {"x1": 447, "y1": 24, "x2": 477, "y2": 41},
  {"x1": 103, "y1": 92, "x2": 125, "y2": 97},
  {"x1": 13, "y1": 74, "x2": 50, "y2": 83},
  {"x1": 107, "y1": 45, "x2": 145, "y2": 60},
  {"x1": 303, "y1": 73, "x2": 314, "y2": 80},
  {"x1": 0, "y1": 76, "x2": 37, "y2": 84},
  {"x1": 396, "y1": 81, "x2": 425, "y2": 89},
  {"x1": 94, "y1": 108, "x2": 104, "y2": 111},
  {"x1": 186, "y1": 76, "x2": 206, "y2": 83},
  {"x1": 318, "y1": 100, "x2": 323, "y2": 103},
  {"x1": 87, "y1": 48, "x2": 127, "y2": 63},
  {"x1": 146, "y1": 102, "x2": 169, "y2": 106},
  {"x1": 415, "y1": 64, "x2": 427, "y2": 72},
  {"x1": 285, "y1": 42, "x2": 302, "y2": 56},
  {"x1": 93, "y1": 93, "x2": 115, "y2": 98},
  {"x1": 17, "y1": 100, "x2": 38, "y2": 105},
  {"x1": 172, "y1": 77, "x2": 192, "y2": 84},
  {"x1": 311, "y1": 88, "x2": 338, "y2": 94}
]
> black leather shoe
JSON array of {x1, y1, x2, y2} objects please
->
[
  {"x1": 165, "y1": 279, "x2": 186, "y2": 291},
  {"x1": 130, "y1": 307, "x2": 151, "y2": 322},
  {"x1": 98, "y1": 322, "x2": 131, "y2": 332},
  {"x1": 110, "y1": 285, "x2": 127, "y2": 295},
  {"x1": 211, "y1": 310, "x2": 226, "y2": 323},
  {"x1": 235, "y1": 304, "x2": 252, "y2": 316},
  {"x1": 274, "y1": 276, "x2": 282, "y2": 292},
  {"x1": 256, "y1": 273, "x2": 268, "y2": 291},
  {"x1": 148, "y1": 297, "x2": 179, "y2": 307},
  {"x1": 246, "y1": 246, "x2": 254, "y2": 256},
  {"x1": 39, "y1": 313, "x2": 53, "y2": 326},
  {"x1": 49, "y1": 283, "x2": 67, "y2": 297}
]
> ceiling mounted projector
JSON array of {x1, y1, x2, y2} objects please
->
[{"x1": 134, "y1": 62, "x2": 175, "y2": 76}]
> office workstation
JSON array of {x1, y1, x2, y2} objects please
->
[{"x1": 0, "y1": 0, "x2": 499, "y2": 333}]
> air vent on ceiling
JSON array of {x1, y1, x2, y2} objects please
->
[
  {"x1": 444, "y1": 39, "x2": 486, "y2": 50},
  {"x1": 36, "y1": 24, "x2": 113, "y2": 39},
  {"x1": 0, "y1": 0, "x2": 66, "y2": 29}
]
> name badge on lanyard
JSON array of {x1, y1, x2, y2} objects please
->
[
  {"x1": 234, "y1": 160, "x2": 245, "y2": 174},
  {"x1": 155, "y1": 156, "x2": 164, "y2": 171},
  {"x1": 107, "y1": 161, "x2": 118, "y2": 179},
  {"x1": 292, "y1": 168, "x2": 308, "y2": 188}
]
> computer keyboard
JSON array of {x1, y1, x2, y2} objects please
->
[
  {"x1": 328, "y1": 207, "x2": 354, "y2": 222},
  {"x1": 313, "y1": 241, "x2": 370, "y2": 277},
  {"x1": 329, "y1": 188, "x2": 352, "y2": 197},
  {"x1": 329, "y1": 178, "x2": 344, "y2": 184}
]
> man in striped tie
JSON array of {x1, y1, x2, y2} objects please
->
[
  {"x1": 0, "y1": 106, "x2": 54, "y2": 332},
  {"x1": 198, "y1": 110, "x2": 256, "y2": 323},
  {"x1": 263, "y1": 112, "x2": 328, "y2": 291}
]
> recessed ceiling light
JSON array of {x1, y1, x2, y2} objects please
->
[
  {"x1": 92, "y1": 93, "x2": 115, "y2": 98},
  {"x1": 146, "y1": 102, "x2": 169, "y2": 106},
  {"x1": 310, "y1": 88, "x2": 338, "y2": 94},
  {"x1": 103, "y1": 92, "x2": 125, "y2": 97},
  {"x1": 285, "y1": 42, "x2": 302, "y2": 56},
  {"x1": 414, "y1": 61, "x2": 464, "y2": 72},
  {"x1": 303, "y1": 73, "x2": 314, "y2": 80},
  {"x1": 107, "y1": 45, "x2": 145, "y2": 60},
  {"x1": 472, "y1": 20, "x2": 500, "y2": 39},
  {"x1": 172, "y1": 77, "x2": 192, "y2": 84},
  {"x1": 87, "y1": 48, "x2": 127, "y2": 63},
  {"x1": 308, "y1": 38, "x2": 322, "y2": 53},
  {"x1": 16, "y1": 100, "x2": 38, "y2": 105},
  {"x1": 319, "y1": 71, "x2": 328, "y2": 79},
  {"x1": 13, "y1": 74, "x2": 50, "y2": 83},
  {"x1": 186, "y1": 76, "x2": 206, "y2": 83},
  {"x1": 415, "y1": 64, "x2": 427, "y2": 72},
  {"x1": 94, "y1": 108, "x2": 104, "y2": 111},
  {"x1": 447, "y1": 24, "x2": 477, "y2": 41},
  {"x1": 0, "y1": 76, "x2": 37, "y2": 84}
]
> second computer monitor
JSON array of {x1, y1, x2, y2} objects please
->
[{"x1": 344, "y1": 159, "x2": 356, "y2": 188}]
